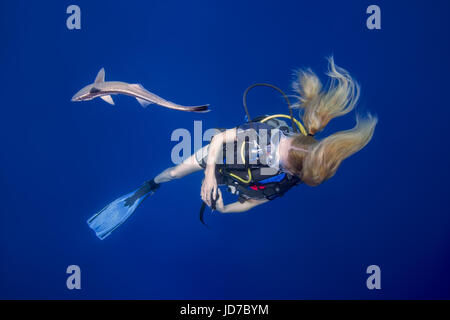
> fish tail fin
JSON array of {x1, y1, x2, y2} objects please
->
[{"x1": 189, "y1": 104, "x2": 210, "y2": 113}]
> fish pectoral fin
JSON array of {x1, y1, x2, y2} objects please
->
[
  {"x1": 136, "y1": 97, "x2": 151, "y2": 108},
  {"x1": 95, "y1": 68, "x2": 105, "y2": 83},
  {"x1": 128, "y1": 84, "x2": 151, "y2": 107},
  {"x1": 100, "y1": 95, "x2": 115, "y2": 105}
]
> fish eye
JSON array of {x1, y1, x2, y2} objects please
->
[{"x1": 90, "y1": 87, "x2": 101, "y2": 94}]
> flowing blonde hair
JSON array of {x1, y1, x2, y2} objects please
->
[{"x1": 286, "y1": 58, "x2": 378, "y2": 186}]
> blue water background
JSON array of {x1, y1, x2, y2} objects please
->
[{"x1": 1, "y1": 0, "x2": 449, "y2": 299}]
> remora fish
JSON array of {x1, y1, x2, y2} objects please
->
[{"x1": 71, "y1": 68, "x2": 209, "y2": 112}]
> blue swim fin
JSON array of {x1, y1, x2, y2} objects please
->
[{"x1": 87, "y1": 179, "x2": 160, "y2": 240}]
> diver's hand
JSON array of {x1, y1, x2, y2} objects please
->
[{"x1": 201, "y1": 169, "x2": 218, "y2": 207}]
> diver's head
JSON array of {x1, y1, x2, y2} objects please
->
[
  {"x1": 71, "y1": 85, "x2": 100, "y2": 101},
  {"x1": 280, "y1": 134, "x2": 316, "y2": 178}
]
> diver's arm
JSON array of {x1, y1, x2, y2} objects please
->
[
  {"x1": 220, "y1": 199, "x2": 268, "y2": 213},
  {"x1": 205, "y1": 128, "x2": 237, "y2": 167},
  {"x1": 201, "y1": 128, "x2": 237, "y2": 206},
  {"x1": 214, "y1": 189, "x2": 268, "y2": 213}
]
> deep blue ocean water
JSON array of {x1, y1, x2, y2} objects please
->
[{"x1": 1, "y1": 0, "x2": 449, "y2": 299}]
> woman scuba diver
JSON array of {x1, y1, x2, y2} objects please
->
[{"x1": 87, "y1": 58, "x2": 377, "y2": 239}]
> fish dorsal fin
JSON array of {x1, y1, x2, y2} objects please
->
[
  {"x1": 100, "y1": 95, "x2": 115, "y2": 105},
  {"x1": 136, "y1": 97, "x2": 151, "y2": 108},
  {"x1": 95, "y1": 68, "x2": 105, "y2": 83}
]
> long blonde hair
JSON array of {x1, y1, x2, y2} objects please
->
[{"x1": 287, "y1": 58, "x2": 378, "y2": 186}]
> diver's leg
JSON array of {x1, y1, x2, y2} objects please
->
[
  {"x1": 154, "y1": 145, "x2": 207, "y2": 184},
  {"x1": 87, "y1": 147, "x2": 208, "y2": 239},
  {"x1": 154, "y1": 158, "x2": 202, "y2": 183},
  {"x1": 121, "y1": 149, "x2": 205, "y2": 208}
]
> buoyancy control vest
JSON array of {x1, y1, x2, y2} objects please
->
[{"x1": 215, "y1": 115, "x2": 302, "y2": 202}]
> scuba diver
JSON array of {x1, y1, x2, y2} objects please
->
[{"x1": 87, "y1": 58, "x2": 377, "y2": 239}]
